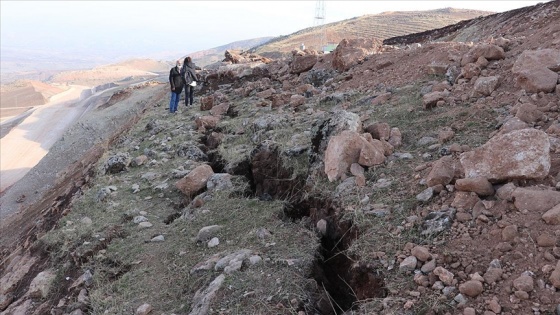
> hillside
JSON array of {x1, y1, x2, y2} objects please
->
[
  {"x1": 48, "y1": 58, "x2": 169, "y2": 86},
  {"x1": 252, "y1": 8, "x2": 491, "y2": 58},
  {"x1": 0, "y1": 80, "x2": 68, "y2": 120},
  {"x1": 1, "y1": 1, "x2": 559, "y2": 315},
  {"x1": 189, "y1": 37, "x2": 274, "y2": 67}
]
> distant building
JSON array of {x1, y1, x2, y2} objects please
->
[
  {"x1": 322, "y1": 43, "x2": 337, "y2": 54},
  {"x1": 300, "y1": 43, "x2": 305, "y2": 50}
]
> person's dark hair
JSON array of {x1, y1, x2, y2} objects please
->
[{"x1": 186, "y1": 57, "x2": 192, "y2": 63}]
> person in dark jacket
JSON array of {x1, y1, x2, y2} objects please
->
[
  {"x1": 168, "y1": 59, "x2": 184, "y2": 113},
  {"x1": 181, "y1": 56, "x2": 197, "y2": 106}
]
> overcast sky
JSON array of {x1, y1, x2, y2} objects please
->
[{"x1": 0, "y1": 1, "x2": 544, "y2": 61}]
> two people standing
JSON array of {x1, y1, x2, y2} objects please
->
[{"x1": 168, "y1": 57, "x2": 198, "y2": 113}]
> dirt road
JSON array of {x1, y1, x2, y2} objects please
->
[{"x1": 0, "y1": 85, "x2": 89, "y2": 192}]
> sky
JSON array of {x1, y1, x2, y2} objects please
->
[{"x1": 0, "y1": 0, "x2": 545, "y2": 63}]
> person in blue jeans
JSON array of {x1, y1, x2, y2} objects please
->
[{"x1": 168, "y1": 60, "x2": 184, "y2": 113}]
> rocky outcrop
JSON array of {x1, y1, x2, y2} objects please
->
[
  {"x1": 332, "y1": 38, "x2": 382, "y2": 72},
  {"x1": 175, "y1": 164, "x2": 215, "y2": 197},
  {"x1": 460, "y1": 129, "x2": 551, "y2": 182},
  {"x1": 512, "y1": 49, "x2": 560, "y2": 93},
  {"x1": 291, "y1": 54, "x2": 318, "y2": 74},
  {"x1": 324, "y1": 130, "x2": 385, "y2": 181},
  {"x1": 461, "y1": 44, "x2": 505, "y2": 66}
]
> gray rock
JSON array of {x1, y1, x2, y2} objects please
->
[
  {"x1": 207, "y1": 237, "x2": 220, "y2": 248},
  {"x1": 206, "y1": 174, "x2": 233, "y2": 192},
  {"x1": 141, "y1": 172, "x2": 159, "y2": 181},
  {"x1": 197, "y1": 225, "x2": 222, "y2": 243},
  {"x1": 399, "y1": 256, "x2": 417, "y2": 272},
  {"x1": 224, "y1": 260, "x2": 243, "y2": 274},
  {"x1": 392, "y1": 152, "x2": 414, "y2": 159},
  {"x1": 215, "y1": 249, "x2": 252, "y2": 271},
  {"x1": 453, "y1": 293, "x2": 467, "y2": 305},
  {"x1": 151, "y1": 235, "x2": 165, "y2": 242},
  {"x1": 442, "y1": 286, "x2": 457, "y2": 296},
  {"x1": 189, "y1": 274, "x2": 225, "y2": 315},
  {"x1": 132, "y1": 184, "x2": 140, "y2": 193},
  {"x1": 422, "y1": 208, "x2": 456, "y2": 235},
  {"x1": 177, "y1": 144, "x2": 208, "y2": 161},
  {"x1": 249, "y1": 255, "x2": 262, "y2": 265},
  {"x1": 138, "y1": 222, "x2": 153, "y2": 229},
  {"x1": 416, "y1": 187, "x2": 434, "y2": 202},
  {"x1": 133, "y1": 216, "x2": 148, "y2": 224},
  {"x1": 103, "y1": 152, "x2": 131, "y2": 174},
  {"x1": 417, "y1": 136, "x2": 438, "y2": 146},
  {"x1": 136, "y1": 303, "x2": 153, "y2": 315}
]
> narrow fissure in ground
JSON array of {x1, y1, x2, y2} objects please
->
[{"x1": 284, "y1": 198, "x2": 387, "y2": 314}]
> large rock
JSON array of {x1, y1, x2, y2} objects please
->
[
  {"x1": 28, "y1": 270, "x2": 56, "y2": 298},
  {"x1": 291, "y1": 54, "x2": 318, "y2": 74},
  {"x1": 189, "y1": 274, "x2": 225, "y2": 315},
  {"x1": 461, "y1": 44, "x2": 505, "y2": 66},
  {"x1": 423, "y1": 91, "x2": 449, "y2": 109},
  {"x1": 332, "y1": 38, "x2": 382, "y2": 72},
  {"x1": 515, "y1": 103, "x2": 544, "y2": 124},
  {"x1": 175, "y1": 164, "x2": 215, "y2": 196},
  {"x1": 195, "y1": 116, "x2": 220, "y2": 131},
  {"x1": 512, "y1": 49, "x2": 560, "y2": 93},
  {"x1": 473, "y1": 76, "x2": 500, "y2": 96},
  {"x1": 324, "y1": 130, "x2": 385, "y2": 181},
  {"x1": 460, "y1": 129, "x2": 550, "y2": 182},
  {"x1": 426, "y1": 156, "x2": 461, "y2": 187},
  {"x1": 513, "y1": 187, "x2": 560, "y2": 213},
  {"x1": 365, "y1": 122, "x2": 391, "y2": 141}
]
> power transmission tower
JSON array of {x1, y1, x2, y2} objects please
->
[{"x1": 314, "y1": 0, "x2": 326, "y2": 52}]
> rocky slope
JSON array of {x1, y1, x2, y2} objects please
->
[
  {"x1": 251, "y1": 8, "x2": 491, "y2": 58},
  {"x1": 1, "y1": 1, "x2": 560, "y2": 315}
]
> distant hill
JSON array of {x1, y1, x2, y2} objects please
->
[
  {"x1": 188, "y1": 37, "x2": 274, "y2": 67},
  {"x1": 48, "y1": 58, "x2": 169, "y2": 86},
  {"x1": 251, "y1": 8, "x2": 492, "y2": 58}
]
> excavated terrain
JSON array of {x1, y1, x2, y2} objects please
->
[{"x1": 1, "y1": 2, "x2": 560, "y2": 315}]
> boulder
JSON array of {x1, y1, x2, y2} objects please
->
[
  {"x1": 210, "y1": 103, "x2": 230, "y2": 116},
  {"x1": 497, "y1": 117, "x2": 529, "y2": 136},
  {"x1": 189, "y1": 274, "x2": 225, "y2": 315},
  {"x1": 515, "y1": 103, "x2": 544, "y2": 124},
  {"x1": 513, "y1": 187, "x2": 560, "y2": 213},
  {"x1": 332, "y1": 38, "x2": 382, "y2": 72},
  {"x1": 512, "y1": 49, "x2": 560, "y2": 93},
  {"x1": 200, "y1": 96, "x2": 214, "y2": 111},
  {"x1": 290, "y1": 95, "x2": 306, "y2": 107},
  {"x1": 291, "y1": 54, "x2": 318, "y2": 74},
  {"x1": 103, "y1": 153, "x2": 131, "y2": 174},
  {"x1": 423, "y1": 91, "x2": 449, "y2": 109},
  {"x1": 426, "y1": 156, "x2": 460, "y2": 187},
  {"x1": 175, "y1": 164, "x2": 215, "y2": 196},
  {"x1": 195, "y1": 116, "x2": 220, "y2": 131},
  {"x1": 388, "y1": 128, "x2": 402, "y2": 148},
  {"x1": 461, "y1": 63, "x2": 481, "y2": 79},
  {"x1": 460, "y1": 129, "x2": 550, "y2": 182},
  {"x1": 324, "y1": 130, "x2": 385, "y2": 181},
  {"x1": 28, "y1": 270, "x2": 56, "y2": 298},
  {"x1": 365, "y1": 122, "x2": 391, "y2": 141},
  {"x1": 473, "y1": 76, "x2": 500, "y2": 96},
  {"x1": 461, "y1": 44, "x2": 505, "y2": 66}
]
